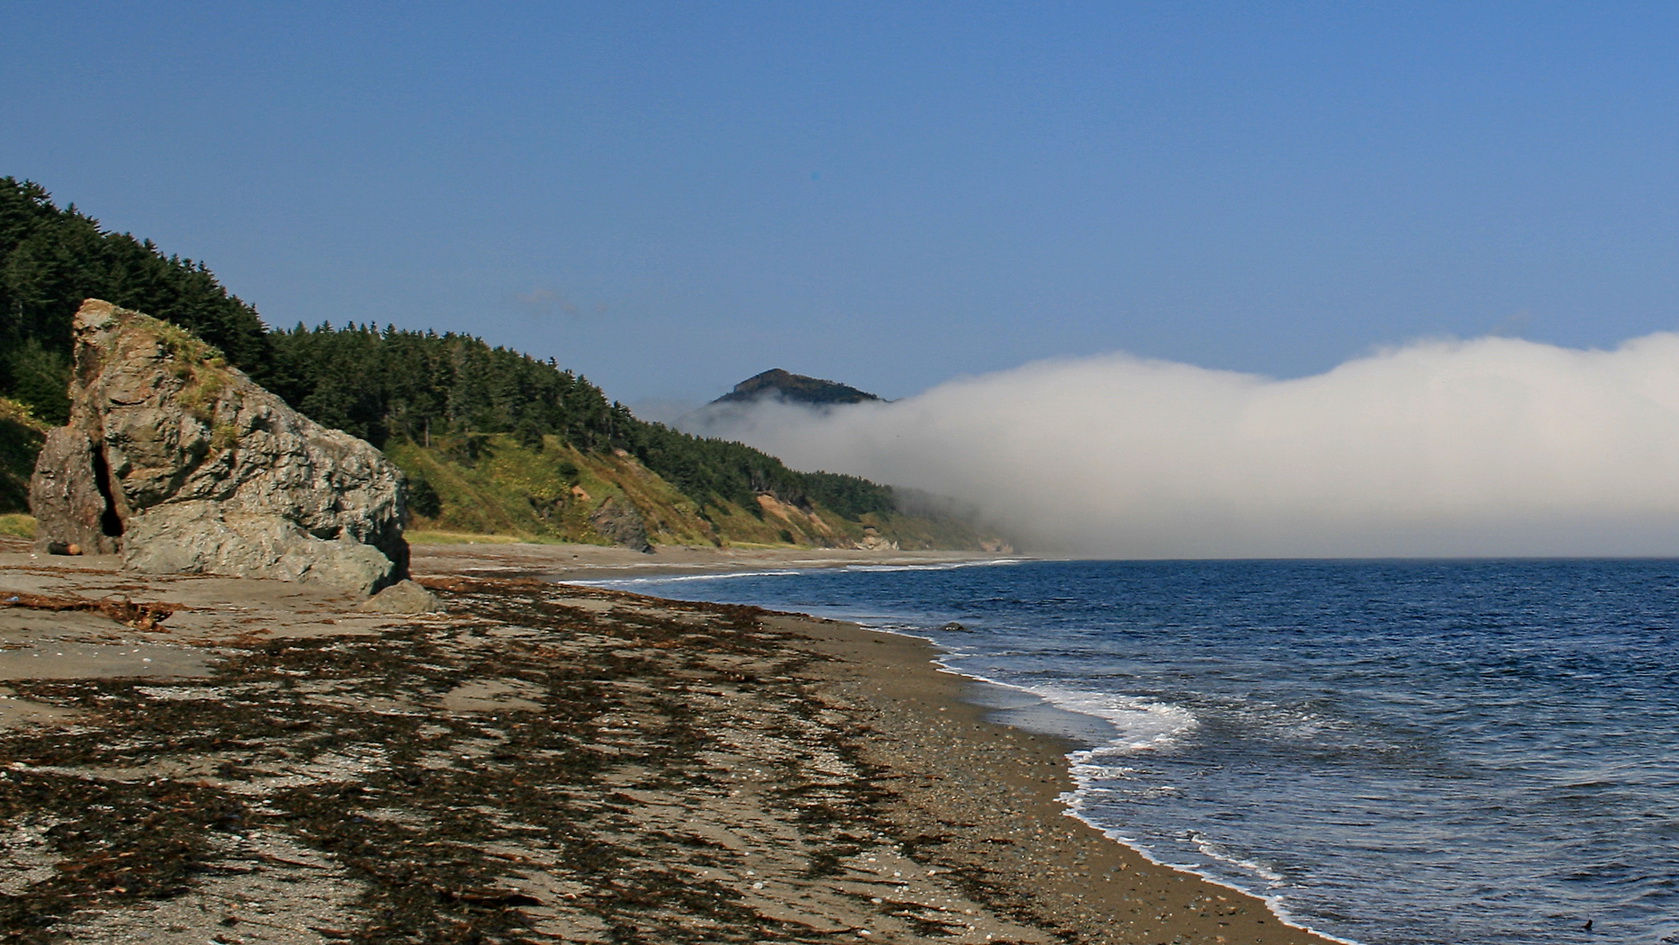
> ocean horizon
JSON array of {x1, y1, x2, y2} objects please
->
[{"x1": 581, "y1": 557, "x2": 1679, "y2": 945}]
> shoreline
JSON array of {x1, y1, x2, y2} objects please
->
[
  {"x1": 446, "y1": 541, "x2": 1350, "y2": 944},
  {"x1": 1, "y1": 538, "x2": 1340, "y2": 943},
  {"x1": 775, "y1": 612, "x2": 1344, "y2": 945},
  {"x1": 868, "y1": 639, "x2": 1361, "y2": 945}
]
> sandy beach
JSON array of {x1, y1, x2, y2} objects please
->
[{"x1": 1, "y1": 538, "x2": 1339, "y2": 944}]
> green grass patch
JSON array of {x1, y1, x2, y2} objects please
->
[
  {"x1": 405, "y1": 531, "x2": 530, "y2": 545},
  {"x1": 0, "y1": 397, "x2": 47, "y2": 515},
  {"x1": 386, "y1": 432, "x2": 1004, "y2": 552},
  {"x1": 387, "y1": 435, "x2": 722, "y2": 547},
  {"x1": 0, "y1": 513, "x2": 36, "y2": 540}
]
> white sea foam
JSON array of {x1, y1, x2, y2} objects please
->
[
  {"x1": 914, "y1": 658, "x2": 1366, "y2": 943},
  {"x1": 840, "y1": 557, "x2": 1028, "y2": 573},
  {"x1": 979, "y1": 679, "x2": 1367, "y2": 945},
  {"x1": 571, "y1": 557, "x2": 1024, "y2": 589},
  {"x1": 1189, "y1": 830, "x2": 1288, "y2": 886},
  {"x1": 1057, "y1": 793, "x2": 1367, "y2": 945},
  {"x1": 1035, "y1": 685, "x2": 1199, "y2": 754},
  {"x1": 918, "y1": 656, "x2": 1200, "y2": 755}
]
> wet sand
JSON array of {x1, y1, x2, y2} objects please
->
[{"x1": 1, "y1": 538, "x2": 1339, "y2": 944}]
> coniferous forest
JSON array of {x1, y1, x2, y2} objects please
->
[
  {"x1": 0, "y1": 178, "x2": 984, "y2": 547},
  {"x1": 0, "y1": 178, "x2": 273, "y2": 424}
]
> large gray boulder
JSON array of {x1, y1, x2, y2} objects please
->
[{"x1": 30, "y1": 300, "x2": 409, "y2": 595}]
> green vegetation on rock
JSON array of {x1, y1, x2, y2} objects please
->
[
  {"x1": 0, "y1": 397, "x2": 46, "y2": 514},
  {"x1": 0, "y1": 512, "x2": 34, "y2": 539}
]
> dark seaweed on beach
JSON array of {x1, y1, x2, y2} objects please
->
[{"x1": 0, "y1": 581, "x2": 943, "y2": 944}]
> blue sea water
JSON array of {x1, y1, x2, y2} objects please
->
[{"x1": 581, "y1": 559, "x2": 1679, "y2": 945}]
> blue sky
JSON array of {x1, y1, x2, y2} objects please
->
[{"x1": 6, "y1": 2, "x2": 1677, "y2": 412}]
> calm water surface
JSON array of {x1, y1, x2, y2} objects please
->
[{"x1": 582, "y1": 559, "x2": 1679, "y2": 945}]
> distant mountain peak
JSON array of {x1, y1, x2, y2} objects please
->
[{"x1": 712, "y1": 369, "x2": 883, "y2": 407}]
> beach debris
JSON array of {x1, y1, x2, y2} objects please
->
[
  {"x1": 30, "y1": 300, "x2": 410, "y2": 596},
  {"x1": 1, "y1": 591, "x2": 174, "y2": 632}
]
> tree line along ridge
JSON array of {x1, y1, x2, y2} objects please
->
[{"x1": 0, "y1": 177, "x2": 943, "y2": 545}]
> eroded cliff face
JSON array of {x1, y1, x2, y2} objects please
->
[{"x1": 30, "y1": 300, "x2": 408, "y2": 595}]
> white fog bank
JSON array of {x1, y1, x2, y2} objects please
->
[{"x1": 683, "y1": 335, "x2": 1679, "y2": 557}]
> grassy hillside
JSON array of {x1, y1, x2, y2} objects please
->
[
  {"x1": 385, "y1": 434, "x2": 999, "y2": 550},
  {"x1": 388, "y1": 435, "x2": 716, "y2": 547}
]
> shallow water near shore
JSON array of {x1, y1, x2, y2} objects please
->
[{"x1": 583, "y1": 558, "x2": 1679, "y2": 945}]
